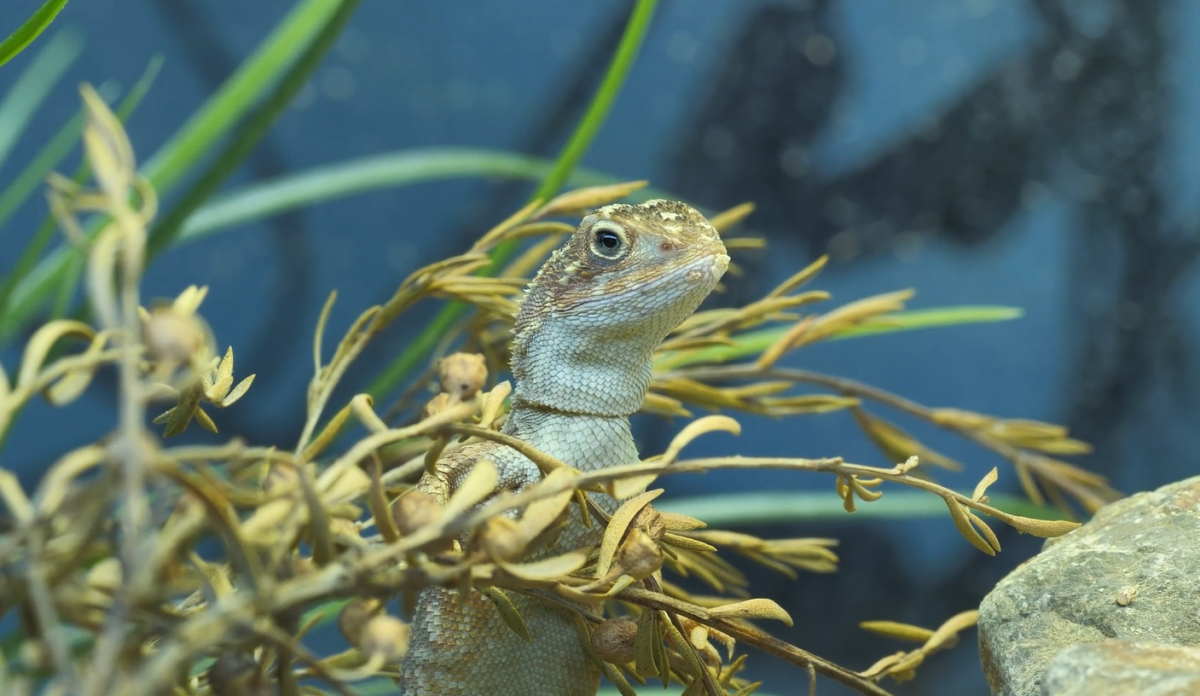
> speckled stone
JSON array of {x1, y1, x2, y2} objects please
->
[
  {"x1": 978, "y1": 475, "x2": 1200, "y2": 696},
  {"x1": 1041, "y1": 640, "x2": 1200, "y2": 696}
]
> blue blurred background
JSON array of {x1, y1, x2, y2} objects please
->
[{"x1": 3, "y1": 0, "x2": 1198, "y2": 694}]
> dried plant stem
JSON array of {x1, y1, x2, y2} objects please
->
[
  {"x1": 619, "y1": 588, "x2": 893, "y2": 696},
  {"x1": 670, "y1": 364, "x2": 1112, "y2": 509},
  {"x1": 667, "y1": 365, "x2": 934, "y2": 422},
  {"x1": 83, "y1": 190, "x2": 155, "y2": 695}
]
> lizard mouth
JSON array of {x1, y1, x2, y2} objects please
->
[{"x1": 576, "y1": 252, "x2": 729, "y2": 308}]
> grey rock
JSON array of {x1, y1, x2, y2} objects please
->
[
  {"x1": 1042, "y1": 640, "x2": 1200, "y2": 696},
  {"x1": 978, "y1": 475, "x2": 1200, "y2": 696}
]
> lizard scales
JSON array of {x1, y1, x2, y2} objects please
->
[{"x1": 400, "y1": 200, "x2": 729, "y2": 695}]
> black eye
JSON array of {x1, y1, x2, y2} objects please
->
[{"x1": 590, "y1": 224, "x2": 627, "y2": 259}]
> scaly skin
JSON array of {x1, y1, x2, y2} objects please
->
[{"x1": 399, "y1": 200, "x2": 729, "y2": 695}]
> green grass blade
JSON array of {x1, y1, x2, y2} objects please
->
[
  {"x1": 0, "y1": 0, "x2": 72, "y2": 68},
  {"x1": 0, "y1": 56, "x2": 161, "y2": 334},
  {"x1": 177, "y1": 148, "x2": 671, "y2": 244},
  {"x1": 146, "y1": 0, "x2": 363, "y2": 261},
  {"x1": 654, "y1": 306, "x2": 1024, "y2": 370},
  {"x1": 528, "y1": 0, "x2": 657, "y2": 204},
  {"x1": 366, "y1": 0, "x2": 659, "y2": 403},
  {"x1": 0, "y1": 27, "x2": 82, "y2": 168},
  {"x1": 656, "y1": 490, "x2": 1068, "y2": 527},
  {"x1": 140, "y1": 0, "x2": 341, "y2": 192},
  {"x1": 0, "y1": 111, "x2": 81, "y2": 232},
  {"x1": 0, "y1": 0, "x2": 340, "y2": 343}
]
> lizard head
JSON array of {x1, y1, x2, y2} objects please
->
[{"x1": 511, "y1": 199, "x2": 729, "y2": 415}]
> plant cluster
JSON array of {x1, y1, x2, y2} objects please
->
[{"x1": 0, "y1": 88, "x2": 1117, "y2": 696}]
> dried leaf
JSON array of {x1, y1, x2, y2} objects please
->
[
  {"x1": 301, "y1": 402, "x2": 353, "y2": 462},
  {"x1": 766, "y1": 255, "x2": 828, "y2": 298},
  {"x1": 709, "y1": 202, "x2": 756, "y2": 232},
  {"x1": 639, "y1": 392, "x2": 693, "y2": 418},
  {"x1": 81, "y1": 83, "x2": 136, "y2": 199},
  {"x1": 497, "y1": 550, "x2": 588, "y2": 581},
  {"x1": 853, "y1": 408, "x2": 962, "y2": 471},
  {"x1": 481, "y1": 587, "x2": 531, "y2": 641},
  {"x1": 634, "y1": 608, "x2": 660, "y2": 679},
  {"x1": 194, "y1": 405, "x2": 218, "y2": 433},
  {"x1": 661, "y1": 533, "x2": 718, "y2": 553},
  {"x1": 515, "y1": 468, "x2": 578, "y2": 544},
  {"x1": 972, "y1": 467, "x2": 1000, "y2": 501},
  {"x1": 537, "y1": 181, "x2": 647, "y2": 218},
  {"x1": 708, "y1": 598, "x2": 793, "y2": 627},
  {"x1": 1005, "y1": 515, "x2": 1081, "y2": 537},
  {"x1": 662, "y1": 415, "x2": 741, "y2": 465},
  {"x1": 17, "y1": 320, "x2": 95, "y2": 389},
  {"x1": 479, "y1": 381, "x2": 512, "y2": 429},
  {"x1": 859, "y1": 621, "x2": 935, "y2": 643},
  {"x1": 921, "y1": 610, "x2": 978, "y2": 652},
  {"x1": 441, "y1": 459, "x2": 499, "y2": 519},
  {"x1": 946, "y1": 500, "x2": 996, "y2": 556},
  {"x1": 658, "y1": 511, "x2": 707, "y2": 532},
  {"x1": 597, "y1": 489, "x2": 663, "y2": 578}
]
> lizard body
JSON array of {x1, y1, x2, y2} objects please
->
[{"x1": 399, "y1": 200, "x2": 729, "y2": 695}]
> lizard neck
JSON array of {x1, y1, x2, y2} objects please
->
[
  {"x1": 502, "y1": 405, "x2": 639, "y2": 473},
  {"x1": 509, "y1": 319, "x2": 656, "y2": 417}
]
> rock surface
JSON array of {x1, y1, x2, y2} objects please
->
[
  {"x1": 977, "y1": 475, "x2": 1200, "y2": 696},
  {"x1": 1042, "y1": 640, "x2": 1200, "y2": 696}
]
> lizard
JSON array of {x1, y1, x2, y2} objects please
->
[{"x1": 398, "y1": 199, "x2": 729, "y2": 695}]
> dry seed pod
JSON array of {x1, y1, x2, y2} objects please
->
[
  {"x1": 591, "y1": 617, "x2": 638, "y2": 664},
  {"x1": 630, "y1": 504, "x2": 666, "y2": 541},
  {"x1": 392, "y1": 490, "x2": 441, "y2": 535},
  {"x1": 141, "y1": 305, "x2": 206, "y2": 370},
  {"x1": 338, "y1": 597, "x2": 384, "y2": 645},
  {"x1": 479, "y1": 515, "x2": 526, "y2": 562},
  {"x1": 207, "y1": 652, "x2": 267, "y2": 696},
  {"x1": 421, "y1": 392, "x2": 452, "y2": 418},
  {"x1": 438, "y1": 352, "x2": 487, "y2": 401},
  {"x1": 616, "y1": 528, "x2": 662, "y2": 581},
  {"x1": 360, "y1": 615, "x2": 411, "y2": 664}
]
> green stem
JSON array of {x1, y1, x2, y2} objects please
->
[
  {"x1": 0, "y1": 0, "x2": 72, "y2": 68},
  {"x1": 366, "y1": 0, "x2": 658, "y2": 402},
  {"x1": 145, "y1": 0, "x2": 363, "y2": 261}
]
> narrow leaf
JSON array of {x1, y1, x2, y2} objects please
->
[
  {"x1": 441, "y1": 459, "x2": 498, "y2": 520},
  {"x1": 597, "y1": 489, "x2": 663, "y2": 579},
  {"x1": 481, "y1": 587, "x2": 531, "y2": 642}
]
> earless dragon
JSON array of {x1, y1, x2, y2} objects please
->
[{"x1": 399, "y1": 199, "x2": 729, "y2": 695}]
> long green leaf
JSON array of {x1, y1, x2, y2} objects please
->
[
  {"x1": 366, "y1": 0, "x2": 660, "y2": 402},
  {"x1": 0, "y1": 56, "x2": 161, "y2": 341},
  {"x1": 0, "y1": 0, "x2": 72, "y2": 68},
  {"x1": 146, "y1": 0, "x2": 363, "y2": 260},
  {"x1": 177, "y1": 148, "x2": 669, "y2": 244},
  {"x1": 653, "y1": 307, "x2": 1024, "y2": 370},
  {"x1": 0, "y1": 0, "x2": 341, "y2": 342},
  {"x1": 0, "y1": 27, "x2": 81, "y2": 168},
  {"x1": 657, "y1": 490, "x2": 1068, "y2": 527},
  {"x1": 141, "y1": 0, "x2": 341, "y2": 191}
]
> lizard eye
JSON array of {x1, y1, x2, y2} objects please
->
[{"x1": 589, "y1": 223, "x2": 628, "y2": 260}]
